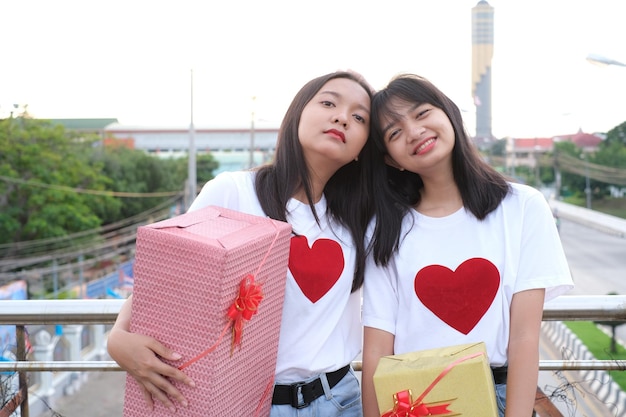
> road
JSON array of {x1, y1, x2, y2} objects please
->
[
  {"x1": 558, "y1": 217, "x2": 626, "y2": 345},
  {"x1": 558, "y1": 218, "x2": 626, "y2": 296}
]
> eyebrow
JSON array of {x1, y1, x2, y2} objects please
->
[
  {"x1": 382, "y1": 102, "x2": 420, "y2": 134},
  {"x1": 319, "y1": 90, "x2": 371, "y2": 115}
]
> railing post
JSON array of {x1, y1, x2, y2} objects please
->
[
  {"x1": 90, "y1": 325, "x2": 106, "y2": 359},
  {"x1": 32, "y1": 330, "x2": 55, "y2": 399},
  {"x1": 63, "y1": 325, "x2": 84, "y2": 395},
  {"x1": 16, "y1": 325, "x2": 29, "y2": 417}
]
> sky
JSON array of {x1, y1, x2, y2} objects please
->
[{"x1": 2, "y1": 0, "x2": 625, "y2": 139}]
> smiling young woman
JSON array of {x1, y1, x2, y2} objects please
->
[{"x1": 360, "y1": 73, "x2": 574, "y2": 417}]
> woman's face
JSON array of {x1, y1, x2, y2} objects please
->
[
  {"x1": 297, "y1": 77, "x2": 370, "y2": 171},
  {"x1": 380, "y1": 98, "x2": 455, "y2": 176}
]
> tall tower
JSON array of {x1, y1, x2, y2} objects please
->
[{"x1": 472, "y1": 1, "x2": 494, "y2": 142}]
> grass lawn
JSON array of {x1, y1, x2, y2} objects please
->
[
  {"x1": 563, "y1": 196, "x2": 626, "y2": 219},
  {"x1": 564, "y1": 321, "x2": 626, "y2": 391}
]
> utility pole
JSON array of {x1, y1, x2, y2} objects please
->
[
  {"x1": 249, "y1": 96, "x2": 256, "y2": 168},
  {"x1": 583, "y1": 153, "x2": 591, "y2": 209},
  {"x1": 187, "y1": 69, "x2": 197, "y2": 210}
]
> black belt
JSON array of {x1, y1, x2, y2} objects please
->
[
  {"x1": 272, "y1": 364, "x2": 351, "y2": 408},
  {"x1": 492, "y1": 366, "x2": 508, "y2": 384}
]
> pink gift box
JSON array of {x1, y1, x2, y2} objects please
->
[{"x1": 123, "y1": 206, "x2": 292, "y2": 416}]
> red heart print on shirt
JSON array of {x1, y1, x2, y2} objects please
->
[
  {"x1": 414, "y1": 257, "x2": 500, "y2": 335},
  {"x1": 289, "y1": 236, "x2": 345, "y2": 303}
]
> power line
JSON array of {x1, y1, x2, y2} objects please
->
[{"x1": 0, "y1": 175, "x2": 184, "y2": 198}]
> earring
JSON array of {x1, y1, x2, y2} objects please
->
[{"x1": 354, "y1": 156, "x2": 359, "y2": 162}]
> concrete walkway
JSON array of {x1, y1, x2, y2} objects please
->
[{"x1": 34, "y1": 371, "x2": 125, "y2": 417}]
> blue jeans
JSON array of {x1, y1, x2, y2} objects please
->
[
  {"x1": 270, "y1": 368, "x2": 362, "y2": 417},
  {"x1": 494, "y1": 384, "x2": 536, "y2": 417},
  {"x1": 495, "y1": 383, "x2": 506, "y2": 417}
]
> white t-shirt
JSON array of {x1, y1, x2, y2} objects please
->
[
  {"x1": 362, "y1": 182, "x2": 573, "y2": 366},
  {"x1": 189, "y1": 171, "x2": 362, "y2": 383}
]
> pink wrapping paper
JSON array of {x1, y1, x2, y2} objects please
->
[{"x1": 123, "y1": 206, "x2": 292, "y2": 416}]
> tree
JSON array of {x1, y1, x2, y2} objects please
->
[
  {"x1": 90, "y1": 146, "x2": 179, "y2": 222},
  {"x1": 1, "y1": 117, "x2": 220, "y2": 248},
  {"x1": 602, "y1": 121, "x2": 626, "y2": 148},
  {"x1": 90, "y1": 148, "x2": 218, "y2": 222},
  {"x1": 0, "y1": 117, "x2": 118, "y2": 245},
  {"x1": 553, "y1": 141, "x2": 578, "y2": 196},
  {"x1": 489, "y1": 138, "x2": 507, "y2": 157}
]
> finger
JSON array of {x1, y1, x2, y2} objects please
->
[
  {"x1": 139, "y1": 385, "x2": 155, "y2": 411},
  {"x1": 156, "y1": 362, "x2": 196, "y2": 388},
  {"x1": 147, "y1": 338, "x2": 183, "y2": 362},
  {"x1": 150, "y1": 372, "x2": 190, "y2": 408},
  {"x1": 145, "y1": 380, "x2": 178, "y2": 413}
]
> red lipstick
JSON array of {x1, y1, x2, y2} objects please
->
[{"x1": 325, "y1": 129, "x2": 346, "y2": 143}]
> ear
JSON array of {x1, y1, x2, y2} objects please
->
[{"x1": 384, "y1": 154, "x2": 405, "y2": 171}]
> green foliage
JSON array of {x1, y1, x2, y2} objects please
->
[
  {"x1": 90, "y1": 146, "x2": 177, "y2": 222},
  {"x1": 0, "y1": 118, "x2": 116, "y2": 244},
  {"x1": 592, "y1": 141, "x2": 626, "y2": 174},
  {"x1": 603, "y1": 121, "x2": 626, "y2": 148},
  {"x1": 553, "y1": 136, "x2": 626, "y2": 199},
  {"x1": 553, "y1": 141, "x2": 587, "y2": 197},
  {"x1": 44, "y1": 290, "x2": 78, "y2": 300},
  {"x1": 489, "y1": 138, "x2": 507, "y2": 157},
  {"x1": 196, "y1": 154, "x2": 220, "y2": 185},
  {"x1": 0, "y1": 118, "x2": 219, "y2": 246}
]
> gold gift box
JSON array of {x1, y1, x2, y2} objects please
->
[{"x1": 373, "y1": 342, "x2": 498, "y2": 416}]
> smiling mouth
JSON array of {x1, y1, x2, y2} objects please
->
[{"x1": 413, "y1": 138, "x2": 436, "y2": 154}]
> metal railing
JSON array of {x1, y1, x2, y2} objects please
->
[{"x1": 1, "y1": 295, "x2": 626, "y2": 416}]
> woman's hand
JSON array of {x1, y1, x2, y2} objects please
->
[{"x1": 107, "y1": 297, "x2": 195, "y2": 412}]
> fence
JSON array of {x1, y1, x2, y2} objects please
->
[{"x1": 1, "y1": 295, "x2": 626, "y2": 416}]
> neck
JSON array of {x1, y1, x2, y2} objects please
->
[
  {"x1": 293, "y1": 160, "x2": 339, "y2": 204},
  {"x1": 416, "y1": 174, "x2": 462, "y2": 217},
  {"x1": 293, "y1": 176, "x2": 328, "y2": 204}
]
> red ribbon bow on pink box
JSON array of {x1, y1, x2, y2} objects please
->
[{"x1": 227, "y1": 274, "x2": 264, "y2": 350}]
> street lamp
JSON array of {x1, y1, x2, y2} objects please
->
[{"x1": 586, "y1": 53, "x2": 626, "y2": 68}]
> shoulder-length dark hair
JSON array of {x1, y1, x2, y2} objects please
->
[
  {"x1": 365, "y1": 74, "x2": 511, "y2": 266},
  {"x1": 255, "y1": 71, "x2": 375, "y2": 291}
]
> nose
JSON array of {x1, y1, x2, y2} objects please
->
[
  {"x1": 333, "y1": 111, "x2": 349, "y2": 127},
  {"x1": 408, "y1": 123, "x2": 426, "y2": 141}
]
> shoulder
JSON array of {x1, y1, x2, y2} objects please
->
[
  {"x1": 189, "y1": 170, "x2": 256, "y2": 212},
  {"x1": 207, "y1": 170, "x2": 257, "y2": 191},
  {"x1": 506, "y1": 182, "x2": 546, "y2": 204},
  {"x1": 503, "y1": 182, "x2": 554, "y2": 218}
]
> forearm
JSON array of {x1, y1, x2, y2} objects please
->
[
  {"x1": 505, "y1": 338, "x2": 539, "y2": 417},
  {"x1": 107, "y1": 296, "x2": 133, "y2": 366},
  {"x1": 362, "y1": 327, "x2": 394, "y2": 417},
  {"x1": 505, "y1": 288, "x2": 544, "y2": 417},
  {"x1": 362, "y1": 354, "x2": 381, "y2": 417}
]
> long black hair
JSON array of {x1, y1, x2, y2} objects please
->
[
  {"x1": 254, "y1": 71, "x2": 375, "y2": 292},
  {"x1": 365, "y1": 74, "x2": 510, "y2": 266}
]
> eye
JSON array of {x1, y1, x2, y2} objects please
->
[
  {"x1": 321, "y1": 100, "x2": 335, "y2": 108},
  {"x1": 353, "y1": 113, "x2": 366, "y2": 123},
  {"x1": 415, "y1": 106, "x2": 433, "y2": 120},
  {"x1": 387, "y1": 129, "x2": 401, "y2": 142},
  {"x1": 416, "y1": 108, "x2": 431, "y2": 119}
]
